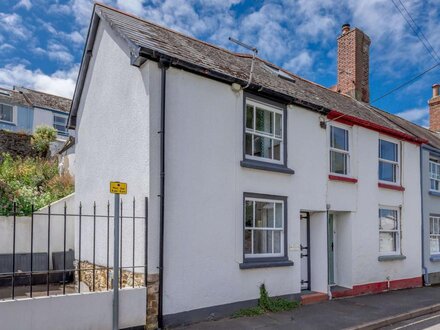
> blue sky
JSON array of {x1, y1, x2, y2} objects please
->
[{"x1": 0, "y1": 0, "x2": 438, "y2": 126}]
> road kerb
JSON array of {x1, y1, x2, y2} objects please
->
[{"x1": 345, "y1": 303, "x2": 440, "y2": 330}]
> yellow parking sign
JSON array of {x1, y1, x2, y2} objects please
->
[{"x1": 110, "y1": 182, "x2": 127, "y2": 194}]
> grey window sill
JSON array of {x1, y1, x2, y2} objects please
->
[
  {"x1": 430, "y1": 255, "x2": 440, "y2": 262},
  {"x1": 240, "y1": 160, "x2": 295, "y2": 175},
  {"x1": 239, "y1": 260, "x2": 294, "y2": 269},
  {"x1": 429, "y1": 191, "x2": 440, "y2": 197},
  {"x1": 378, "y1": 255, "x2": 406, "y2": 262}
]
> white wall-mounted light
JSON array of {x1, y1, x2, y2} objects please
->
[{"x1": 231, "y1": 83, "x2": 242, "y2": 93}]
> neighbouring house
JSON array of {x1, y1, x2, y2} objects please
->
[
  {"x1": 0, "y1": 86, "x2": 72, "y2": 147},
  {"x1": 68, "y1": 4, "x2": 433, "y2": 328},
  {"x1": 425, "y1": 85, "x2": 440, "y2": 283}
]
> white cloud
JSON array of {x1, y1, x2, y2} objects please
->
[
  {"x1": 284, "y1": 51, "x2": 314, "y2": 75},
  {"x1": 396, "y1": 107, "x2": 429, "y2": 126},
  {"x1": 116, "y1": 0, "x2": 145, "y2": 16},
  {"x1": 14, "y1": 0, "x2": 32, "y2": 10},
  {"x1": 47, "y1": 42, "x2": 74, "y2": 63},
  {"x1": 0, "y1": 44, "x2": 15, "y2": 51},
  {"x1": 0, "y1": 64, "x2": 78, "y2": 98},
  {"x1": 0, "y1": 13, "x2": 30, "y2": 39}
]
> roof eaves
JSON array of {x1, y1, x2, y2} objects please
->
[{"x1": 68, "y1": 5, "x2": 101, "y2": 129}]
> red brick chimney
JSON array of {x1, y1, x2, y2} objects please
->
[
  {"x1": 429, "y1": 84, "x2": 440, "y2": 132},
  {"x1": 337, "y1": 24, "x2": 371, "y2": 103}
]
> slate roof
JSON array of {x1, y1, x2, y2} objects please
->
[
  {"x1": 82, "y1": 4, "x2": 439, "y2": 147},
  {"x1": 0, "y1": 86, "x2": 71, "y2": 113},
  {"x1": 0, "y1": 87, "x2": 29, "y2": 108},
  {"x1": 15, "y1": 87, "x2": 71, "y2": 113}
]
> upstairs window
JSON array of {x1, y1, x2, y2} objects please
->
[
  {"x1": 430, "y1": 216, "x2": 440, "y2": 255},
  {"x1": 379, "y1": 208, "x2": 400, "y2": 255},
  {"x1": 53, "y1": 115, "x2": 68, "y2": 135},
  {"x1": 245, "y1": 99, "x2": 284, "y2": 164},
  {"x1": 330, "y1": 125, "x2": 350, "y2": 175},
  {"x1": 0, "y1": 103, "x2": 13, "y2": 123},
  {"x1": 379, "y1": 139, "x2": 399, "y2": 183},
  {"x1": 430, "y1": 159, "x2": 440, "y2": 192}
]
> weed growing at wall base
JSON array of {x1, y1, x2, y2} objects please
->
[{"x1": 232, "y1": 284, "x2": 299, "y2": 318}]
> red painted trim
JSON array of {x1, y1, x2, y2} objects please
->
[
  {"x1": 378, "y1": 182, "x2": 405, "y2": 191},
  {"x1": 327, "y1": 110, "x2": 428, "y2": 145},
  {"x1": 329, "y1": 175, "x2": 358, "y2": 183},
  {"x1": 331, "y1": 276, "x2": 422, "y2": 299}
]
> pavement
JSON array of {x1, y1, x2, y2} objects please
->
[{"x1": 177, "y1": 286, "x2": 440, "y2": 330}]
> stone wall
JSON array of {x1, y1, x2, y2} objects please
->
[
  {"x1": 75, "y1": 261, "x2": 159, "y2": 329},
  {"x1": 0, "y1": 130, "x2": 34, "y2": 159}
]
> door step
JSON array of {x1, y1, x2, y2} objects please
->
[{"x1": 300, "y1": 292, "x2": 328, "y2": 305}]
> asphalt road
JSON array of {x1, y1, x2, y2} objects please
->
[{"x1": 381, "y1": 311, "x2": 440, "y2": 330}]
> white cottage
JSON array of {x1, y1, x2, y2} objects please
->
[{"x1": 69, "y1": 4, "x2": 427, "y2": 328}]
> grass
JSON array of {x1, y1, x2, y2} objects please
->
[{"x1": 232, "y1": 284, "x2": 300, "y2": 318}]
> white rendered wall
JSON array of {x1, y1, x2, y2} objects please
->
[
  {"x1": 73, "y1": 21, "x2": 151, "y2": 271},
  {"x1": 33, "y1": 107, "x2": 53, "y2": 131},
  {"x1": 0, "y1": 194, "x2": 75, "y2": 268},
  {"x1": 351, "y1": 128, "x2": 421, "y2": 285},
  {"x1": 309, "y1": 212, "x2": 328, "y2": 294},
  {"x1": 148, "y1": 65, "x2": 328, "y2": 315},
  {"x1": 0, "y1": 287, "x2": 146, "y2": 330}
]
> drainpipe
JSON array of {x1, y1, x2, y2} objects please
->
[
  {"x1": 158, "y1": 56, "x2": 170, "y2": 329},
  {"x1": 326, "y1": 205, "x2": 332, "y2": 300},
  {"x1": 420, "y1": 147, "x2": 430, "y2": 286}
]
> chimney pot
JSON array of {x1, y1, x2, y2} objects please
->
[
  {"x1": 342, "y1": 23, "x2": 351, "y2": 35},
  {"x1": 433, "y1": 84, "x2": 440, "y2": 98}
]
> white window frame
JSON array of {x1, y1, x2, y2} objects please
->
[
  {"x1": 329, "y1": 124, "x2": 351, "y2": 176},
  {"x1": 379, "y1": 206, "x2": 401, "y2": 256},
  {"x1": 430, "y1": 159, "x2": 440, "y2": 192},
  {"x1": 244, "y1": 99, "x2": 284, "y2": 165},
  {"x1": 53, "y1": 114, "x2": 68, "y2": 135},
  {"x1": 244, "y1": 196, "x2": 285, "y2": 259},
  {"x1": 378, "y1": 138, "x2": 400, "y2": 185},
  {"x1": 0, "y1": 103, "x2": 16, "y2": 125},
  {"x1": 430, "y1": 215, "x2": 440, "y2": 255}
]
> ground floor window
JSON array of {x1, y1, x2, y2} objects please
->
[
  {"x1": 430, "y1": 216, "x2": 440, "y2": 254},
  {"x1": 244, "y1": 193, "x2": 287, "y2": 260},
  {"x1": 379, "y1": 207, "x2": 400, "y2": 255}
]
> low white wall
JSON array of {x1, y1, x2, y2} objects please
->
[
  {"x1": 0, "y1": 194, "x2": 75, "y2": 268},
  {"x1": 0, "y1": 287, "x2": 146, "y2": 330}
]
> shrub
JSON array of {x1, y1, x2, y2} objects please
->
[
  {"x1": 32, "y1": 126, "x2": 57, "y2": 157},
  {"x1": 0, "y1": 153, "x2": 74, "y2": 215}
]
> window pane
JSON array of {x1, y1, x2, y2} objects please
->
[
  {"x1": 273, "y1": 139, "x2": 281, "y2": 161},
  {"x1": 253, "y1": 230, "x2": 272, "y2": 254},
  {"x1": 253, "y1": 135, "x2": 272, "y2": 159},
  {"x1": 330, "y1": 150, "x2": 348, "y2": 175},
  {"x1": 380, "y1": 232, "x2": 396, "y2": 253},
  {"x1": 379, "y1": 209, "x2": 398, "y2": 230},
  {"x1": 379, "y1": 140, "x2": 397, "y2": 161},
  {"x1": 0, "y1": 104, "x2": 13, "y2": 122},
  {"x1": 331, "y1": 126, "x2": 348, "y2": 151},
  {"x1": 275, "y1": 113, "x2": 282, "y2": 138},
  {"x1": 430, "y1": 236, "x2": 440, "y2": 254},
  {"x1": 245, "y1": 201, "x2": 253, "y2": 227},
  {"x1": 379, "y1": 161, "x2": 396, "y2": 182},
  {"x1": 246, "y1": 105, "x2": 254, "y2": 129},
  {"x1": 255, "y1": 107, "x2": 273, "y2": 134},
  {"x1": 274, "y1": 231, "x2": 281, "y2": 253},
  {"x1": 54, "y1": 116, "x2": 67, "y2": 124},
  {"x1": 255, "y1": 202, "x2": 274, "y2": 228},
  {"x1": 245, "y1": 133, "x2": 253, "y2": 156},
  {"x1": 244, "y1": 230, "x2": 252, "y2": 254},
  {"x1": 275, "y1": 203, "x2": 283, "y2": 228}
]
